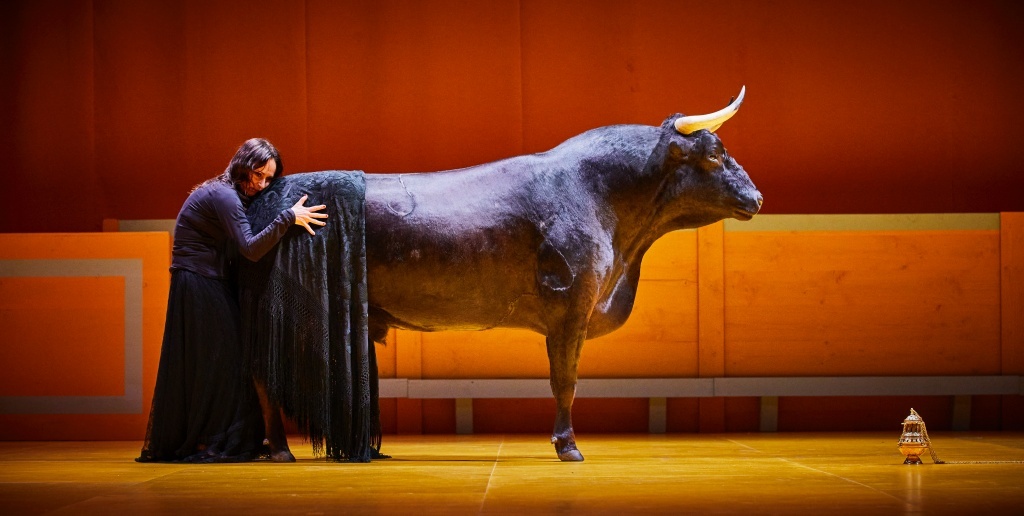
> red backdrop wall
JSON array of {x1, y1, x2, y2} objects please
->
[{"x1": 2, "y1": 0, "x2": 1023, "y2": 233}]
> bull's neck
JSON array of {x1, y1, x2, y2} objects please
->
[
  {"x1": 610, "y1": 195, "x2": 675, "y2": 271},
  {"x1": 601, "y1": 152, "x2": 681, "y2": 266}
]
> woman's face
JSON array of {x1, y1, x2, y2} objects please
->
[{"x1": 242, "y1": 159, "x2": 276, "y2": 196}]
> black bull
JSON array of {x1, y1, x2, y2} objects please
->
[{"x1": 259, "y1": 101, "x2": 761, "y2": 462}]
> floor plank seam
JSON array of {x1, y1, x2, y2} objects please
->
[
  {"x1": 478, "y1": 436, "x2": 504, "y2": 515},
  {"x1": 777, "y1": 456, "x2": 912, "y2": 507},
  {"x1": 726, "y1": 438, "x2": 915, "y2": 510}
]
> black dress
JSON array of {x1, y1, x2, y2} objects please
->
[{"x1": 137, "y1": 180, "x2": 295, "y2": 463}]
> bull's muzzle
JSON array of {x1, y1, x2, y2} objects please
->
[{"x1": 734, "y1": 192, "x2": 763, "y2": 220}]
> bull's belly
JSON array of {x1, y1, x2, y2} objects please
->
[
  {"x1": 366, "y1": 264, "x2": 546, "y2": 333},
  {"x1": 370, "y1": 292, "x2": 629, "y2": 339},
  {"x1": 366, "y1": 270, "x2": 635, "y2": 340}
]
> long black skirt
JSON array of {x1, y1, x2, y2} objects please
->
[{"x1": 137, "y1": 269, "x2": 266, "y2": 463}]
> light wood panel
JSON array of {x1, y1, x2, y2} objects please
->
[
  {"x1": 697, "y1": 222, "x2": 727, "y2": 431},
  {"x1": 18, "y1": 213, "x2": 1024, "y2": 436},
  {"x1": 724, "y1": 230, "x2": 1001, "y2": 376},
  {"x1": 371, "y1": 216, "x2": 1018, "y2": 432},
  {"x1": 394, "y1": 329, "x2": 424, "y2": 434},
  {"x1": 697, "y1": 222, "x2": 726, "y2": 378}
]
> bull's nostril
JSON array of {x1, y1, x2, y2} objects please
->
[{"x1": 757, "y1": 195, "x2": 764, "y2": 207}]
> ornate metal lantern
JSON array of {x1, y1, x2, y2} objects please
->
[{"x1": 897, "y1": 408, "x2": 930, "y2": 464}]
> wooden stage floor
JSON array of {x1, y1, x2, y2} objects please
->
[{"x1": 2, "y1": 432, "x2": 1022, "y2": 515}]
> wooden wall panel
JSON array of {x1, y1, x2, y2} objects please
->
[
  {"x1": 697, "y1": 222, "x2": 726, "y2": 378},
  {"x1": 393, "y1": 329, "x2": 424, "y2": 434},
  {"x1": 417, "y1": 275, "x2": 699, "y2": 380},
  {"x1": 584, "y1": 279, "x2": 698, "y2": 378},
  {"x1": 697, "y1": 222, "x2": 727, "y2": 431},
  {"x1": 1003, "y1": 213, "x2": 1024, "y2": 375},
  {"x1": 4, "y1": 213, "x2": 1022, "y2": 437},
  {"x1": 421, "y1": 329, "x2": 547, "y2": 380},
  {"x1": 0, "y1": 233, "x2": 170, "y2": 440},
  {"x1": 724, "y1": 230, "x2": 1002, "y2": 376}
]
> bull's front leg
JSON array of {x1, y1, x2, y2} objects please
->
[{"x1": 546, "y1": 326, "x2": 586, "y2": 462}]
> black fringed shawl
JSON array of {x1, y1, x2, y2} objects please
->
[{"x1": 238, "y1": 171, "x2": 380, "y2": 462}]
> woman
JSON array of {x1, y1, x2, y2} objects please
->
[{"x1": 137, "y1": 138, "x2": 326, "y2": 463}]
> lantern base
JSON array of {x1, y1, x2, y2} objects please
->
[{"x1": 903, "y1": 454, "x2": 923, "y2": 465}]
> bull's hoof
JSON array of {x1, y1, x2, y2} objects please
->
[
  {"x1": 270, "y1": 450, "x2": 296, "y2": 462},
  {"x1": 552, "y1": 433, "x2": 584, "y2": 461}
]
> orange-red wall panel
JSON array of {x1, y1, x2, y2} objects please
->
[
  {"x1": 778, "y1": 396, "x2": 952, "y2": 432},
  {"x1": 3, "y1": 1, "x2": 106, "y2": 232},
  {"x1": 0, "y1": 277, "x2": 125, "y2": 397},
  {"x1": 3, "y1": 1, "x2": 1024, "y2": 233},
  {"x1": 305, "y1": 0, "x2": 525, "y2": 174},
  {"x1": 1002, "y1": 213, "x2": 1024, "y2": 376},
  {"x1": 93, "y1": 0, "x2": 188, "y2": 220}
]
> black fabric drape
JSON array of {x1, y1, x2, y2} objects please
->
[
  {"x1": 238, "y1": 171, "x2": 380, "y2": 462},
  {"x1": 137, "y1": 269, "x2": 267, "y2": 463}
]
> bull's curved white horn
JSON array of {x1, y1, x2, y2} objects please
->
[{"x1": 674, "y1": 86, "x2": 745, "y2": 135}]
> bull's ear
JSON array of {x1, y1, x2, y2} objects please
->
[
  {"x1": 666, "y1": 141, "x2": 687, "y2": 164},
  {"x1": 662, "y1": 114, "x2": 684, "y2": 130}
]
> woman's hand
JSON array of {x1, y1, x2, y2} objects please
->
[{"x1": 290, "y1": 195, "x2": 328, "y2": 235}]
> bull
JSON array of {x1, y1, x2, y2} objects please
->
[{"x1": 258, "y1": 88, "x2": 761, "y2": 462}]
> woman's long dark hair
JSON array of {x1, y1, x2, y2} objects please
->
[{"x1": 194, "y1": 138, "x2": 284, "y2": 194}]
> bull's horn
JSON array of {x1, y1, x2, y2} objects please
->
[{"x1": 674, "y1": 86, "x2": 745, "y2": 135}]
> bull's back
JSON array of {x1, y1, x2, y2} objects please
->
[{"x1": 363, "y1": 168, "x2": 549, "y2": 332}]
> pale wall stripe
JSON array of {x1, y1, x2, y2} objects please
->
[
  {"x1": 389, "y1": 376, "x2": 1021, "y2": 398},
  {"x1": 726, "y1": 213, "x2": 1000, "y2": 232},
  {"x1": 118, "y1": 219, "x2": 176, "y2": 236}
]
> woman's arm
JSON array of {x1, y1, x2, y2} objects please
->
[{"x1": 212, "y1": 187, "x2": 326, "y2": 262}]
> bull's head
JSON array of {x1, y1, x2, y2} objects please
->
[{"x1": 655, "y1": 86, "x2": 762, "y2": 226}]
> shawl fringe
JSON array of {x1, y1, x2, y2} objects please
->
[{"x1": 239, "y1": 171, "x2": 380, "y2": 461}]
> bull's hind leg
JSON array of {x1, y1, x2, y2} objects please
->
[
  {"x1": 254, "y1": 380, "x2": 295, "y2": 462},
  {"x1": 546, "y1": 327, "x2": 586, "y2": 462}
]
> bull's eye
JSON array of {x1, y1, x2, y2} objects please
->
[{"x1": 707, "y1": 154, "x2": 719, "y2": 163}]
